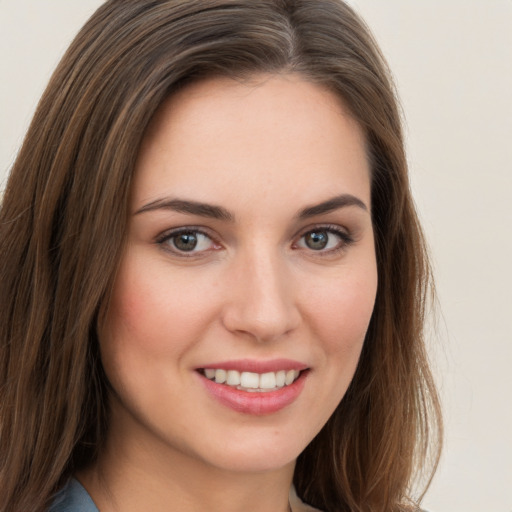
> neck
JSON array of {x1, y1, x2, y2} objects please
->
[{"x1": 78, "y1": 406, "x2": 295, "y2": 512}]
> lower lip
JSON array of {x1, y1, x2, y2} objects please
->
[{"x1": 198, "y1": 371, "x2": 308, "y2": 415}]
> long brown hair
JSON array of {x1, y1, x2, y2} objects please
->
[{"x1": 0, "y1": 1, "x2": 442, "y2": 511}]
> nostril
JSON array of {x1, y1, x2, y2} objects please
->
[{"x1": 221, "y1": 299, "x2": 300, "y2": 343}]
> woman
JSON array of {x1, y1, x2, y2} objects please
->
[{"x1": 0, "y1": 1, "x2": 442, "y2": 511}]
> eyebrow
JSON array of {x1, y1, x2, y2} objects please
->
[
  {"x1": 297, "y1": 194, "x2": 368, "y2": 219},
  {"x1": 135, "y1": 198, "x2": 234, "y2": 221},
  {"x1": 135, "y1": 193, "x2": 367, "y2": 221}
]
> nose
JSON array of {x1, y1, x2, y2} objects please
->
[{"x1": 221, "y1": 247, "x2": 301, "y2": 343}]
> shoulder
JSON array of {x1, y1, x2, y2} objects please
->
[{"x1": 47, "y1": 478, "x2": 99, "y2": 512}]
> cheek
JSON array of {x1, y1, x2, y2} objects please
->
[
  {"x1": 305, "y1": 264, "x2": 378, "y2": 357},
  {"x1": 101, "y1": 254, "x2": 215, "y2": 359},
  {"x1": 295, "y1": 261, "x2": 377, "y2": 432},
  {"x1": 97, "y1": 255, "x2": 215, "y2": 416}
]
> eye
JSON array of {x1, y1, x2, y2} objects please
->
[
  {"x1": 157, "y1": 229, "x2": 218, "y2": 255},
  {"x1": 296, "y1": 227, "x2": 353, "y2": 253}
]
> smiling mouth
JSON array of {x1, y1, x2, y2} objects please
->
[{"x1": 199, "y1": 368, "x2": 303, "y2": 392}]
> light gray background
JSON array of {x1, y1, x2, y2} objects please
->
[{"x1": 1, "y1": 2, "x2": 511, "y2": 511}]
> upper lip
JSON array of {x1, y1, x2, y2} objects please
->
[{"x1": 196, "y1": 358, "x2": 308, "y2": 373}]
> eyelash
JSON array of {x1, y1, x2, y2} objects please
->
[
  {"x1": 155, "y1": 227, "x2": 219, "y2": 258},
  {"x1": 155, "y1": 224, "x2": 354, "y2": 258},
  {"x1": 294, "y1": 225, "x2": 354, "y2": 256}
]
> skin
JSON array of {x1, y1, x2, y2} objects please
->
[{"x1": 80, "y1": 74, "x2": 378, "y2": 512}]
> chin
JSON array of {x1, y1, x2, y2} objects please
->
[
  {"x1": 205, "y1": 448, "x2": 298, "y2": 474},
  {"x1": 180, "y1": 428, "x2": 308, "y2": 474}
]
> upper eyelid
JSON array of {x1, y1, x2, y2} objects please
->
[
  {"x1": 156, "y1": 222, "x2": 349, "y2": 237},
  {"x1": 155, "y1": 228, "x2": 219, "y2": 258},
  {"x1": 155, "y1": 223, "x2": 353, "y2": 252},
  {"x1": 156, "y1": 225, "x2": 217, "y2": 242},
  {"x1": 293, "y1": 223, "x2": 351, "y2": 240},
  {"x1": 293, "y1": 227, "x2": 355, "y2": 259}
]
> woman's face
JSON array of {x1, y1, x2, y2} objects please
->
[{"x1": 99, "y1": 74, "x2": 377, "y2": 474}]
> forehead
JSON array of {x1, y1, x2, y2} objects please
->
[{"x1": 133, "y1": 74, "x2": 370, "y2": 215}]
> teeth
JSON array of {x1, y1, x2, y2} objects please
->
[
  {"x1": 240, "y1": 371, "x2": 259, "y2": 389},
  {"x1": 260, "y1": 372, "x2": 276, "y2": 389},
  {"x1": 226, "y1": 370, "x2": 241, "y2": 386},
  {"x1": 214, "y1": 369, "x2": 227, "y2": 384},
  {"x1": 204, "y1": 369, "x2": 216, "y2": 379},
  {"x1": 285, "y1": 369, "x2": 296, "y2": 386},
  {"x1": 203, "y1": 368, "x2": 301, "y2": 391}
]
